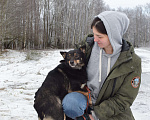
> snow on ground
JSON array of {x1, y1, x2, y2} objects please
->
[
  {"x1": 0, "y1": 48, "x2": 150, "y2": 120},
  {"x1": 131, "y1": 48, "x2": 150, "y2": 120},
  {"x1": 0, "y1": 49, "x2": 64, "y2": 120}
]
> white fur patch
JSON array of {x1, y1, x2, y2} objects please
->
[
  {"x1": 64, "y1": 113, "x2": 66, "y2": 120},
  {"x1": 56, "y1": 96, "x2": 61, "y2": 108},
  {"x1": 43, "y1": 116, "x2": 54, "y2": 120},
  {"x1": 56, "y1": 97, "x2": 61, "y2": 104},
  {"x1": 81, "y1": 83, "x2": 86, "y2": 89}
]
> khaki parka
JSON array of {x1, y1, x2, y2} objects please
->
[{"x1": 78, "y1": 35, "x2": 141, "y2": 120}]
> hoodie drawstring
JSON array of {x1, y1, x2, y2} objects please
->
[
  {"x1": 99, "y1": 49, "x2": 102, "y2": 82},
  {"x1": 99, "y1": 49, "x2": 111, "y2": 82},
  {"x1": 107, "y1": 57, "x2": 111, "y2": 76}
]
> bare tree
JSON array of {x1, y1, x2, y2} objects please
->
[{"x1": 1, "y1": 0, "x2": 150, "y2": 51}]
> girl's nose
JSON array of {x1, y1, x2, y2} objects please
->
[
  {"x1": 94, "y1": 38, "x2": 97, "y2": 42},
  {"x1": 94, "y1": 36, "x2": 98, "y2": 42}
]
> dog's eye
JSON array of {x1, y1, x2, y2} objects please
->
[
  {"x1": 75, "y1": 54, "x2": 79, "y2": 59},
  {"x1": 67, "y1": 55, "x2": 71, "y2": 59}
]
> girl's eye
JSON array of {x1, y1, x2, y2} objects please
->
[{"x1": 98, "y1": 37, "x2": 103, "y2": 38}]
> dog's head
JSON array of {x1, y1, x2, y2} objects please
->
[{"x1": 60, "y1": 46, "x2": 86, "y2": 69}]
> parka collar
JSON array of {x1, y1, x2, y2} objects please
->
[{"x1": 106, "y1": 40, "x2": 135, "y2": 81}]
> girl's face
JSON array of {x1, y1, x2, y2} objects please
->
[{"x1": 93, "y1": 26, "x2": 113, "y2": 54}]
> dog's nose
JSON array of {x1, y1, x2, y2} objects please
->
[{"x1": 70, "y1": 61, "x2": 74, "y2": 65}]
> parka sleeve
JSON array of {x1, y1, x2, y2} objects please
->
[{"x1": 93, "y1": 58, "x2": 141, "y2": 120}]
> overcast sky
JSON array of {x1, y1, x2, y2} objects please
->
[{"x1": 104, "y1": 0, "x2": 150, "y2": 9}]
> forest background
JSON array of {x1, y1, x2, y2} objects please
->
[{"x1": 0, "y1": 0, "x2": 150, "y2": 52}]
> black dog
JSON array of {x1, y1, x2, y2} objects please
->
[{"x1": 34, "y1": 46, "x2": 87, "y2": 120}]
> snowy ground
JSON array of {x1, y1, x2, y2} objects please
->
[{"x1": 0, "y1": 48, "x2": 150, "y2": 120}]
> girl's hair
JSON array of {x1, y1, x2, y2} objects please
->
[{"x1": 91, "y1": 17, "x2": 107, "y2": 35}]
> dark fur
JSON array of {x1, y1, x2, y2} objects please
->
[{"x1": 34, "y1": 46, "x2": 87, "y2": 120}]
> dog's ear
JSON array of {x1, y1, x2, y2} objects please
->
[
  {"x1": 79, "y1": 45, "x2": 86, "y2": 54},
  {"x1": 60, "y1": 52, "x2": 67, "y2": 63},
  {"x1": 60, "y1": 60, "x2": 65, "y2": 63},
  {"x1": 60, "y1": 51, "x2": 67, "y2": 59}
]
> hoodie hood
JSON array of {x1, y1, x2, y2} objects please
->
[{"x1": 96, "y1": 11, "x2": 130, "y2": 57}]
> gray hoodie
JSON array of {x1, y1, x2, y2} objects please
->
[{"x1": 87, "y1": 11, "x2": 130, "y2": 105}]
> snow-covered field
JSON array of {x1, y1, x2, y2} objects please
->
[{"x1": 0, "y1": 48, "x2": 150, "y2": 120}]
